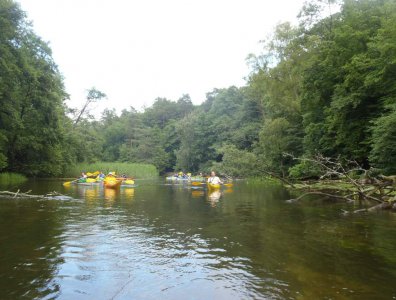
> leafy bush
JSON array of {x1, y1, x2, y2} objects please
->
[
  {"x1": 288, "y1": 160, "x2": 321, "y2": 179},
  {"x1": 369, "y1": 104, "x2": 396, "y2": 175},
  {"x1": 213, "y1": 144, "x2": 259, "y2": 178}
]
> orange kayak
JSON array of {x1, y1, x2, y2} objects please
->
[{"x1": 104, "y1": 179, "x2": 122, "y2": 189}]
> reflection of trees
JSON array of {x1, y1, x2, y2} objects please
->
[
  {"x1": 0, "y1": 199, "x2": 65, "y2": 298},
  {"x1": 4, "y1": 181, "x2": 394, "y2": 298},
  {"x1": 119, "y1": 182, "x2": 396, "y2": 299}
]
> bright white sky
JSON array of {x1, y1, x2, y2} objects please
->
[{"x1": 17, "y1": 0, "x2": 306, "y2": 116}]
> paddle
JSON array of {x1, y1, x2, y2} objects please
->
[
  {"x1": 63, "y1": 179, "x2": 78, "y2": 186},
  {"x1": 191, "y1": 181, "x2": 233, "y2": 188},
  {"x1": 191, "y1": 181, "x2": 205, "y2": 186}
]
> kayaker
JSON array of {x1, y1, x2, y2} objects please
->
[
  {"x1": 78, "y1": 172, "x2": 87, "y2": 183},
  {"x1": 207, "y1": 171, "x2": 223, "y2": 185},
  {"x1": 96, "y1": 171, "x2": 105, "y2": 181}
]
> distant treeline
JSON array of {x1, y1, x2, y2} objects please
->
[{"x1": 0, "y1": 0, "x2": 395, "y2": 177}]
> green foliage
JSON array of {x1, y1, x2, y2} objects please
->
[
  {"x1": 0, "y1": 0, "x2": 68, "y2": 176},
  {"x1": 1, "y1": 0, "x2": 394, "y2": 179},
  {"x1": 119, "y1": 126, "x2": 170, "y2": 173},
  {"x1": 142, "y1": 95, "x2": 193, "y2": 128},
  {"x1": 300, "y1": 0, "x2": 396, "y2": 166},
  {"x1": 212, "y1": 144, "x2": 259, "y2": 178},
  {"x1": 255, "y1": 118, "x2": 301, "y2": 175},
  {"x1": 288, "y1": 160, "x2": 322, "y2": 179},
  {"x1": 175, "y1": 111, "x2": 211, "y2": 172},
  {"x1": 369, "y1": 104, "x2": 396, "y2": 174},
  {"x1": 63, "y1": 162, "x2": 158, "y2": 178},
  {"x1": 0, "y1": 131, "x2": 7, "y2": 170}
]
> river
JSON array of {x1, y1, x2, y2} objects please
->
[{"x1": 0, "y1": 179, "x2": 395, "y2": 299}]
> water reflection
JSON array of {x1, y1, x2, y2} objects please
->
[
  {"x1": 191, "y1": 190, "x2": 204, "y2": 198},
  {"x1": 207, "y1": 189, "x2": 222, "y2": 207},
  {"x1": 0, "y1": 199, "x2": 64, "y2": 299},
  {"x1": 122, "y1": 187, "x2": 135, "y2": 199},
  {"x1": 1, "y1": 180, "x2": 396, "y2": 299},
  {"x1": 104, "y1": 188, "x2": 118, "y2": 206},
  {"x1": 84, "y1": 188, "x2": 99, "y2": 201}
]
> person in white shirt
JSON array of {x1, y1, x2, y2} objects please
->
[{"x1": 207, "y1": 171, "x2": 223, "y2": 185}]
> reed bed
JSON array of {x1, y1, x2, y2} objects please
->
[
  {"x1": 63, "y1": 162, "x2": 158, "y2": 178},
  {"x1": 0, "y1": 172, "x2": 28, "y2": 185}
]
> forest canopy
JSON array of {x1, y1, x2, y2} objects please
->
[{"x1": 0, "y1": 0, "x2": 395, "y2": 177}]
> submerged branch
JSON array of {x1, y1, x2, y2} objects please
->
[
  {"x1": 288, "y1": 191, "x2": 355, "y2": 203},
  {"x1": 0, "y1": 190, "x2": 67, "y2": 200}
]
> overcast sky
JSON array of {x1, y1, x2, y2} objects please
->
[{"x1": 16, "y1": 0, "x2": 306, "y2": 115}]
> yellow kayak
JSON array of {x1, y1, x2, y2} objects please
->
[
  {"x1": 207, "y1": 183, "x2": 221, "y2": 189},
  {"x1": 104, "y1": 179, "x2": 122, "y2": 189}
]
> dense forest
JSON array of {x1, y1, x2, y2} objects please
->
[{"x1": 0, "y1": 0, "x2": 395, "y2": 177}]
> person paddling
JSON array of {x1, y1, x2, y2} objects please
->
[
  {"x1": 78, "y1": 172, "x2": 87, "y2": 183},
  {"x1": 207, "y1": 171, "x2": 223, "y2": 185}
]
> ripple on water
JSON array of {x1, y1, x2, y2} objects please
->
[{"x1": 50, "y1": 215, "x2": 281, "y2": 299}]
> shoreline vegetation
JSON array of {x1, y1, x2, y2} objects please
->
[
  {"x1": 0, "y1": 172, "x2": 28, "y2": 186},
  {"x1": 281, "y1": 156, "x2": 396, "y2": 214},
  {"x1": 0, "y1": 0, "x2": 395, "y2": 209}
]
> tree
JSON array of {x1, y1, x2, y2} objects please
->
[
  {"x1": 0, "y1": 0, "x2": 68, "y2": 176},
  {"x1": 212, "y1": 144, "x2": 259, "y2": 177},
  {"x1": 175, "y1": 111, "x2": 211, "y2": 172},
  {"x1": 301, "y1": 0, "x2": 396, "y2": 168},
  {"x1": 73, "y1": 87, "x2": 106, "y2": 126},
  {"x1": 370, "y1": 104, "x2": 396, "y2": 174}
]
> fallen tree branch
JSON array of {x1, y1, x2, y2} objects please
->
[
  {"x1": 287, "y1": 191, "x2": 355, "y2": 203},
  {"x1": 0, "y1": 190, "x2": 68, "y2": 200}
]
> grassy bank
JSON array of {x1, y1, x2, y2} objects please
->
[
  {"x1": 0, "y1": 172, "x2": 28, "y2": 185},
  {"x1": 63, "y1": 162, "x2": 158, "y2": 178}
]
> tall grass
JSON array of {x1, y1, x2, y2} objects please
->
[
  {"x1": 63, "y1": 162, "x2": 158, "y2": 178},
  {"x1": 0, "y1": 172, "x2": 28, "y2": 185}
]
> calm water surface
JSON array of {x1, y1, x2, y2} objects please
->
[{"x1": 0, "y1": 179, "x2": 396, "y2": 299}]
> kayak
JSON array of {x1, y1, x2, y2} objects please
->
[
  {"x1": 166, "y1": 176, "x2": 189, "y2": 181},
  {"x1": 121, "y1": 184, "x2": 138, "y2": 188},
  {"x1": 124, "y1": 179, "x2": 135, "y2": 185},
  {"x1": 71, "y1": 181, "x2": 102, "y2": 186},
  {"x1": 166, "y1": 176, "x2": 205, "y2": 182},
  {"x1": 190, "y1": 177, "x2": 205, "y2": 182},
  {"x1": 207, "y1": 183, "x2": 221, "y2": 189},
  {"x1": 104, "y1": 179, "x2": 122, "y2": 189}
]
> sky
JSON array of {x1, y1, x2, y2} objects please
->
[{"x1": 16, "y1": 0, "x2": 306, "y2": 116}]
